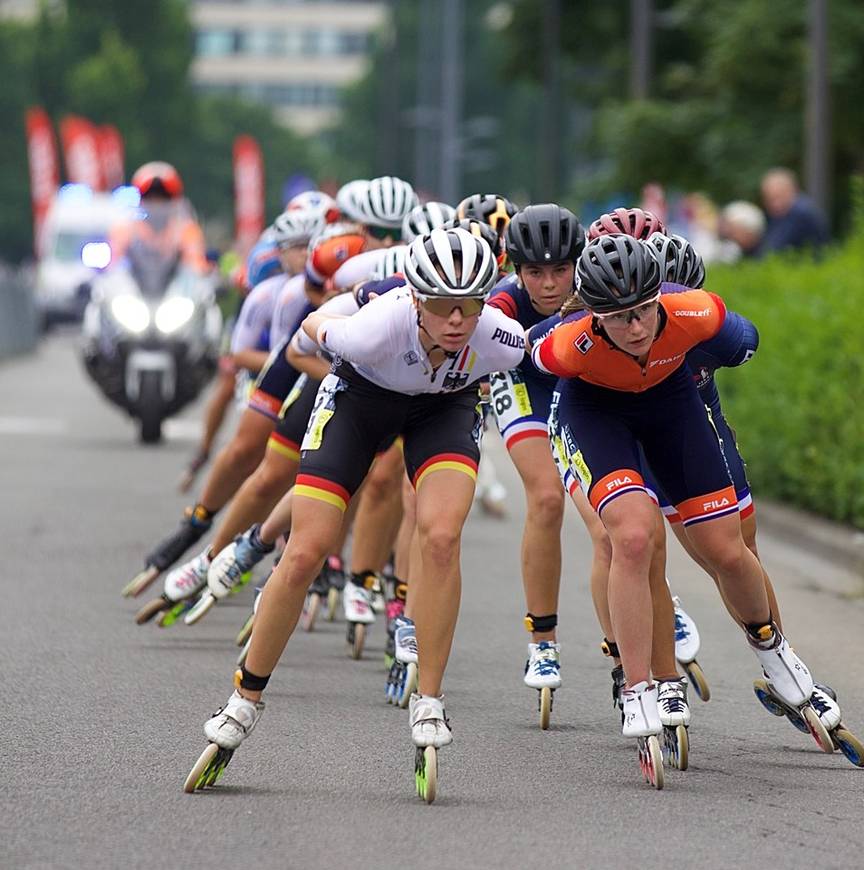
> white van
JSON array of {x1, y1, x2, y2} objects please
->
[{"x1": 35, "y1": 184, "x2": 138, "y2": 327}]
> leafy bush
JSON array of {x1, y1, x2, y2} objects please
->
[{"x1": 709, "y1": 222, "x2": 864, "y2": 527}]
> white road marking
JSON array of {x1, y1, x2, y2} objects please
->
[{"x1": 0, "y1": 416, "x2": 68, "y2": 435}]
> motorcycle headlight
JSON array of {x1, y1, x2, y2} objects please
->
[
  {"x1": 155, "y1": 297, "x2": 195, "y2": 335},
  {"x1": 110, "y1": 294, "x2": 150, "y2": 334}
]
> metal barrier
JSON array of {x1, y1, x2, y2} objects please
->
[{"x1": 0, "y1": 266, "x2": 38, "y2": 358}]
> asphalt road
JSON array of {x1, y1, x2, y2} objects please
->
[{"x1": 3, "y1": 332, "x2": 863, "y2": 870}]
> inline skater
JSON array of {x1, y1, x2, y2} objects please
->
[
  {"x1": 124, "y1": 209, "x2": 325, "y2": 607},
  {"x1": 484, "y1": 203, "x2": 585, "y2": 728},
  {"x1": 531, "y1": 234, "x2": 831, "y2": 786},
  {"x1": 184, "y1": 228, "x2": 525, "y2": 803}
]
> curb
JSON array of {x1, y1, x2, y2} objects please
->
[{"x1": 756, "y1": 499, "x2": 864, "y2": 593}]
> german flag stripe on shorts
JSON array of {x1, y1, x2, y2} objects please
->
[
  {"x1": 294, "y1": 474, "x2": 351, "y2": 512},
  {"x1": 267, "y1": 431, "x2": 300, "y2": 462},
  {"x1": 412, "y1": 453, "x2": 478, "y2": 490}
]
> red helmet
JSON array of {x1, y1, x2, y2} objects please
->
[
  {"x1": 587, "y1": 207, "x2": 666, "y2": 241},
  {"x1": 132, "y1": 161, "x2": 184, "y2": 199}
]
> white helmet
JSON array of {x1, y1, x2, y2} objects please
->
[
  {"x1": 371, "y1": 244, "x2": 407, "y2": 280},
  {"x1": 271, "y1": 209, "x2": 322, "y2": 249},
  {"x1": 401, "y1": 201, "x2": 457, "y2": 243},
  {"x1": 287, "y1": 190, "x2": 339, "y2": 223},
  {"x1": 336, "y1": 176, "x2": 418, "y2": 228},
  {"x1": 404, "y1": 228, "x2": 497, "y2": 299}
]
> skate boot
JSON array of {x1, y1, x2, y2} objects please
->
[
  {"x1": 524, "y1": 641, "x2": 561, "y2": 730},
  {"x1": 184, "y1": 690, "x2": 265, "y2": 793},
  {"x1": 621, "y1": 681, "x2": 664, "y2": 790},
  {"x1": 134, "y1": 549, "x2": 211, "y2": 627},
  {"x1": 386, "y1": 616, "x2": 418, "y2": 708},
  {"x1": 123, "y1": 504, "x2": 212, "y2": 597},
  {"x1": 748, "y1": 624, "x2": 832, "y2": 752},
  {"x1": 672, "y1": 596, "x2": 710, "y2": 701},
  {"x1": 349, "y1": 570, "x2": 384, "y2": 614},
  {"x1": 410, "y1": 693, "x2": 451, "y2": 804},
  {"x1": 344, "y1": 576, "x2": 376, "y2": 659},
  {"x1": 322, "y1": 554, "x2": 346, "y2": 622},
  {"x1": 185, "y1": 525, "x2": 272, "y2": 626},
  {"x1": 301, "y1": 568, "x2": 330, "y2": 632},
  {"x1": 384, "y1": 579, "x2": 408, "y2": 668},
  {"x1": 657, "y1": 676, "x2": 691, "y2": 770},
  {"x1": 601, "y1": 638, "x2": 626, "y2": 723}
]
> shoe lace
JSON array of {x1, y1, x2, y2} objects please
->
[
  {"x1": 810, "y1": 690, "x2": 832, "y2": 716},
  {"x1": 398, "y1": 631, "x2": 418, "y2": 656},
  {"x1": 532, "y1": 647, "x2": 559, "y2": 676},
  {"x1": 674, "y1": 611, "x2": 690, "y2": 642},
  {"x1": 658, "y1": 682, "x2": 687, "y2": 713}
]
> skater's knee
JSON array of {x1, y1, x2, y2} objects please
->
[
  {"x1": 526, "y1": 485, "x2": 565, "y2": 525},
  {"x1": 417, "y1": 523, "x2": 461, "y2": 568},
  {"x1": 609, "y1": 525, "x2": 653, "y2": 565}
]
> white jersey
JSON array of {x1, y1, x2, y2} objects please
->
[
  {"x1": 270, "y1": 274, "x2": 311, "y2": 350},
  {"x1": 317, "y1": 289, "x2": 525, "y2": 395},
  {"x1": 229, "y1": 273, "x2": 286, "y2": 354},
  {"x1": 332, "y1": 248, "x2": 396, "y2": 290},
  {"x1": 291, "y1": 291, "x2": 359, "y2": 357}
]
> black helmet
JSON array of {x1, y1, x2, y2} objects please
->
[
  {"x1": 646, "y1": 232, "x2": 706, "y2": 289},
  {"x1": 455, "y1": 193, "x2": 517, "y2": 236},
  {"x1": 506, "y1": 204, "x2": 585, "y2": 266},
  {"x1": 576, "y1": 235, "x2": 662, "y2": 313}
]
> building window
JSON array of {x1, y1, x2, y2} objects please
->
[{"x1": 196, "y1": 28, "x2": 242, "y2": 56}]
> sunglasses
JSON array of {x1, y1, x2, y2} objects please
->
[
  {"x1": 367, "y1": 225, "x2": 402, "y2": 241},
  {"x1": 420, "y1": 297, "x2": 485, "y2": 317},
  {"x1": 594, "y1": 293, "x2": 661, "y2": 327}
]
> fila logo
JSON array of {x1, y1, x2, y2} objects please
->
[
  {"x1": 606, "y1": 476, "x2": 633, "y2": 491},
  {"x1": 703, "y1": 497, "x2": 731, "y2": 511},
  {"x1": 574, "y1": 331, "x2": 593, "y2": 354}
]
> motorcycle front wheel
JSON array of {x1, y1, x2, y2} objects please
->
[{"x1": 138, "y1": 371, "x2": 165, "y2": 444}]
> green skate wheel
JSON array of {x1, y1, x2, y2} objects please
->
[
  {"x1": 235, "y1": 612, "x2": 255, "y2": 647},
  {"x1": 134, "y1": 596, "x2": 168, "y2": 625},
  {"x1": 184, "y1": 743, "x2": 219, "y2": 793},
  {"x1": 414, "y1": 746, "x2": 437, "y2": 804},
  {"x1": 157, "y1": 599, "x2": 193, "y2": 628}
]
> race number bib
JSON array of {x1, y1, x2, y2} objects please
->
[{"x1": 488, "y1": 369, "x2": 533, "y2": 432}]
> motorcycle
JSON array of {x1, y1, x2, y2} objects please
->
[{"x1": 81, "y1": 208, "x2": 222, "y2": 444}]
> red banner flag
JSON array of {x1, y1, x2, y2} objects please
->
[
  {"x1": 97, "y1": 125, "x2": 125, "y2": 189},
  {"x1": 233, "y1": 134, "x2": 265, "y2": 257},
  {"x1": 25, "y1": 106, "x2": 60, "y2": 257},
  {"x1": 60, "y1": 115, "x2": 103, "y2": 189}
]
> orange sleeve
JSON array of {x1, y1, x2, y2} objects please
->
[
  {"x1": 662, "y1": 290, "x2": 726, "y2": 343},
  {"x1": 309, "y1": 234, "x2": 366, "y2": 280},
  {"x1": 533, "y1": 318, "x2": 592, "y2": 378}
]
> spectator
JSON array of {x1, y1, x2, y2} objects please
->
[
  {"x1": 718, "y1": 200, "x2": 766, "y2": 261},
  {"x1": 760, "y1": 167, "x2": 829, "y2": 254}
]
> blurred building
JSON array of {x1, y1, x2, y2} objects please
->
[{"x1": 190, "y1": 0, "x2": 388, "y2": 134}]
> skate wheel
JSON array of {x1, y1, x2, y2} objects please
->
[
  {"x1": 675, "y1": 725, "x2": 689, "y2": 771},
  {"x1": 123, "y1": 565, "x2": 160, "y2": 598},
  {"x1": 134, "y1": 596, "x2": 169, "y2": 625},
  {"x1": 647, "y1": 735, "x2": 664, "y2": 790},
  {"x1": 302, "y1": 593, "x2": 321, "y2": 632},
  {"x1": 398, "y1": 663, "x2": 418, "y2": 709},
  {"x1": 684, "y1": 660, "x2": 710, "y2": 702},
  {"x1": 183, "y1": 743, "x2": 219, "y2": 793},
  {"x1": 326, "y1": 586, "x2": 339, "y2": 621},
  {"x1": 157, "y1": 598, "x2": 194, "y2": 628},
  {"x1": 183, "y1": 592, "x2": 216, "y2": 626},
  {"x1": 235, "y1": 612, "x2": 254, "y2": 647},
  {"x1": 753, "y1": 678, "x2": 786, "y2": 716},
  {"x1": 236, "y1": 637, "x2": 251, "y2": 668},
  {"x1": 539, "y1": 687, "x2": 553, "y2": 731},
  {"x1": 415, "y1": 746, "x2": 438, "y2": 804},
  {"x1": 833, "y1": 728, "x2": 864, "y2": 767},
  {"x1": 801, "y1": 705, "x2": 835, "y2": 753},
  {"x1": 350, "y1": 622, "x2": 366, "y2": 660}
]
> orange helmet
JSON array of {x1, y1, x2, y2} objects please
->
[{"x1": 132, "y1": 161, "x2": 184, "y2": 199}]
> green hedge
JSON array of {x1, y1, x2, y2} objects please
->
[{"x1": 708, "y1": 229, "x2": 864, "y2": 529}]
